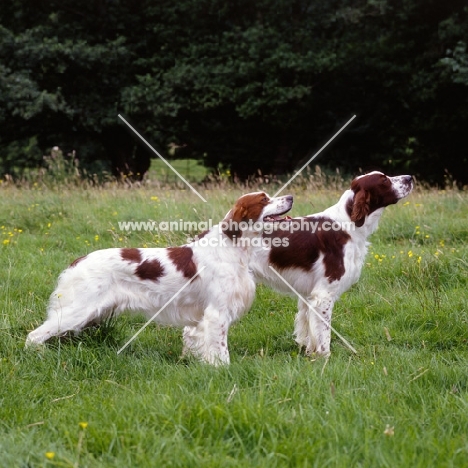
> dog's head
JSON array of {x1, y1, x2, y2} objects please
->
[
  {"x1": 348, "y1": 171, "x2": 413, "y2": 227},
  {"x1": 222, "y1": 192, "x2": 293, "y2": 240}
]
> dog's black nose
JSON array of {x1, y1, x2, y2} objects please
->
[
  {"x1": 285, "y1": 195, "x2": 293, "y2": 202},
  {"x1": 405, "y1": 175, "x2": 413, "y2": 183}
]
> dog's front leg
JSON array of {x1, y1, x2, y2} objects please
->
[{"x1": 182, "y1": 306, "x2": 231, "y2": 366}]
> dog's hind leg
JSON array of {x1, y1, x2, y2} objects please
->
[
  {"x1": 25, "y1": 309, "x2": 89, "y2": 346},
  {"x1": 25, "y1": 292, "x2": 112, "y2": 347},
  {"x1": 293, "y1": 292, "x2": 334, "y2": 357},
  {"x1": 25, "y1": 263, "x2": 117, "y2": 347},
  {"x1": 25, "y1": 306, "x2": 116, "y2": 346}
]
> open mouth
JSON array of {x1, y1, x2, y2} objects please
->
[{"x1": 263, "y1": 211, "x2": 292, "y2": 223}]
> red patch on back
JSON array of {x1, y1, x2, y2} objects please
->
[
  {"x1": 135, "y1": 259, "x2": 165, "y2": 281},
  {"x1": 69, "y1": 255, "x2": 87, "y2": 268},
  {"x1": 121, "y1": 248, "x2": 142, "y2": 263},
  {"x1": 267, "y1": 217, "x2": 351, "y2": 282},
  {"x1": 167, "y1": 246, "x2": 197, "y2": 279}
]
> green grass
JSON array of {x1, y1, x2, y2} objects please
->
[{"x1": 0, "y1": 174, "x2": 467, "y2": 467}]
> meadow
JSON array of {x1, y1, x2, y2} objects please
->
[{"x1": 0, "y1": 165, "x2": 467, "y2": 467}]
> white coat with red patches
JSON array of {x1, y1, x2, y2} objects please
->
[
  {"x1": 249, "y1": 172, "x2": 414, "y2": 357},
  {"x1": 26, "y1": 192, "x2": 293, "y2": 365}
]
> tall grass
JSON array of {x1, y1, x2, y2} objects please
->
[{"x1": 0, "y1": 169, "x2": 467, "y2": 467}]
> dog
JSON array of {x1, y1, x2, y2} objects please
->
[
  {"x1": 249, "y1": 171, "x2": 414, "y2": 356},
  {"x1": 26, "y1": 192, "x2": 293, "y2": 365}
]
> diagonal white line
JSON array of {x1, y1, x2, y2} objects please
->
[
  {"x1": 118, "y1": 114, "x2": 208, "y2": 203},
  {"x1": 273, "y1": 114, "x2": 356, "y2": 197},
  {"x1": 117, "y1": 266, "x2": 206, "y2": 354},
  {"x1": 268, "y1": 266, "x2": 358, "y2": 354}
]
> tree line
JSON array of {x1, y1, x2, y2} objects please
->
[{"x1": 1, "y1": 0, "x2": 467, "y2": 184}]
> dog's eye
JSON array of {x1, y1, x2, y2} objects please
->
[
  {"x1": 262, "y1": 197, "x2": 269, "y2": 203},
  {"x1": 381, "y1": 176, "x2": 390, "y2": 185}
]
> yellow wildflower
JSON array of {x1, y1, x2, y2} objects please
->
[
  {"x1": 45, "y1": 452, "x2": 55, "y2": 459},
  {"x1": 79, "y1": 422, "x2": 88, "y2": 429}
]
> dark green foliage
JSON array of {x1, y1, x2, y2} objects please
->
[{"x1": 1, "y1": 0, "x2": 467, "y2": 182}]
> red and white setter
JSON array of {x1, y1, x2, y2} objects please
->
[
  {"x1": 26, "y1": 192, "x2": 293, "y2": 365},
  {"x1": 249, "y1": 171, "x2": 414, "y2": 357}
]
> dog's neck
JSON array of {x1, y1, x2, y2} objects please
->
[
  {"x1": 323, "y1": 189, "x2": 384, "y2": 239},
  {"x1": 191, "y1": 223, "x2": 260, "y2": 255}
]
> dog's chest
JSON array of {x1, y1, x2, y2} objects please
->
[{"x1": 342, "y1": 241, "x2": 367, "y2": 285}]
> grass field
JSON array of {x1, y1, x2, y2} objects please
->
[{"x1": 0, "y1": 171, "x2": 467, "y2": 467}]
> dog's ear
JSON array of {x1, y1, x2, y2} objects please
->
[
  {"x1": 350, "y1": 188, "x2": 370, "y2": 227},
  {"x1": 221, "y1": 193, "x2": 269, "y2": 240},
  {"x1": 221, "y1": 204, "x2": 245, "y2": 240}
]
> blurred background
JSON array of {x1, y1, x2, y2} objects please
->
[{"x1": 0, "y1": 0, "x2": 467, "y2": 185}]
